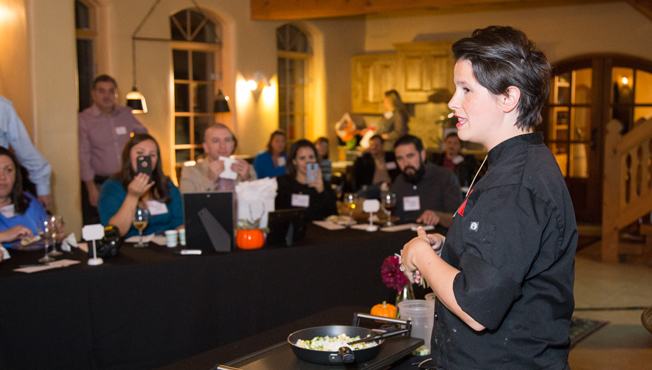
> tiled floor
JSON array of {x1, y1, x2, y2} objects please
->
[{"x1": 569, "y1": 241, "x2": 652, "y2": 369}]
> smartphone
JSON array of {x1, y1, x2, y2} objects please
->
[
  {"x1": 136, "y1": 156, "x2": 152, "y2": 177},
  {"x1": 306, "y1": 162, "x2": 319, "y2": 182}
]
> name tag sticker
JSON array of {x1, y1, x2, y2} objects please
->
[
  {"x1": 403, "y1": 196, "x2": 421, "y2": 212},
  {"x1": 277, "y1": 156, "x2": 286, "y2": 167},
  {"x1": 291, "y1": 194, "x2": 310, "y2": 208},
  {"x1": 146, "y1": 200, "x2": 168, "y2": 216},
  {"x1": 115, "y1": 126, "x2": 127, "y2": 135},
  {"x1": 386, "y1": 161, "x2": 397, "y2": 170}
]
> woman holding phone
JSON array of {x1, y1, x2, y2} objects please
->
[
  {"x1": 275, "y1": 139, "x2": 337, "y2": 221},
  {"x1": 98, "y1": 133, "x2": 183, "y2": 238}
]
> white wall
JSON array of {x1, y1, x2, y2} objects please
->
[{"x1": 365, "y1": 2, "x2": 652, "y2": 64}]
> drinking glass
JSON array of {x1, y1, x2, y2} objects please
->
[
  {"x1": 48, "y1": 215, "x2": 64, "y2": 257},
  {"x1": 381, "y1": 191, "x2": 397, "y2": 226},
  {"x1": 343, "y1": 193, "x2": 357, "y2": 225},
  {"x1": 37, "y1": 218, "x2": 55, "y2": 263},
  {"x1": 133, "y1": 208, "x2": 150, "y2": 248}
]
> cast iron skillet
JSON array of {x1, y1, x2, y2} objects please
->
[{"x1": 288, "y1": 322, "x2": 411, "y2": 365}]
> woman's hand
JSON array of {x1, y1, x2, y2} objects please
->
[
  {"x1": 208, "y1": 160, "x2": 226, "y2": 181},
  {"x1": 127, "y1": 173, "x2": 154, "y2": 200},
  {"x1": 307, "y1": 166, "x2": 324, "y2": 193},
  {"x1": 0, "y1": 225, "x2": 33, "y2": 243},
  {"x1": 400, "y1": 227, "x2": 439, "y2": 283},
  {"x1": 417, "y1": 210, "x2": 440, "y2": 226},
  {"x1": 231, "y1": 158, "x2": 250, "y2": 180}
]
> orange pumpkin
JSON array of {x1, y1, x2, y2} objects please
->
[
  {"x1": 371, "y1": 301, "x2": 397, "y2": 318},
  {"x1": 236, "y1": 229, "x2": 265, "y2": 250}
]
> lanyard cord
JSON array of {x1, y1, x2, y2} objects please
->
[{"x1": 464, "y1": 154, "x2": 488, "y2": 199}]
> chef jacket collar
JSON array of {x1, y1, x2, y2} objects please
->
[{"x1": 487, "y1": 132, "x2": 543, "y2": 167}]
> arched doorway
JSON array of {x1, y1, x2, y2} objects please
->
[{"x1": 542, "y1": 54, "x2": 652, "y2": 224}]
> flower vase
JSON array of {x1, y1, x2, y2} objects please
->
[{"x1": 395, "y1": 283, "x2": 415, "y2": 311}]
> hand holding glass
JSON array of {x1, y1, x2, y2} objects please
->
[{"x1": 133, "y1": 208, "x2": 149, "y2": 248}]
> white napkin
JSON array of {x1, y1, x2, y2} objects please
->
[
  {"x1": 14, "y1": 259, "x2": 80, "y2": 273},
  {"x1": 125, "y1": 233, "x2": 156, "y2": 244},
  {"x1": 219, "y1": 156, "x2": 238, "y2": 180},
  {"x1": 312, "y1": 220, "x2": 346, "y2": 230},
  {"x1": 60, "y1": 233, "x2": 78, "y2": 252},
  {"x1": 1, "y1": 246, "x2": 10, "y2": 261},
  {"x1": 235, "y1": 178, "x2": 278, "y2": 228}
]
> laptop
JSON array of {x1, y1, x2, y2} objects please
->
[
  {"x1": 265, "y1": 208, "x2": 307, "y2": 246},
  {"x1": 183, "y1": 192, "x2": 235, "y2": 253}
]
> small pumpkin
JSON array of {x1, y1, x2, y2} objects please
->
[
  {"x1": 371, "y1": 301, "x2": 397, "y2": 318},
  {"x1": 236, "y1": 229, "x2": 265, "y2": 250}
]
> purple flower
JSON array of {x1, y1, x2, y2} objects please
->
[{"x1": 381, "y1": 256, "x2": 409, "y2": 291}]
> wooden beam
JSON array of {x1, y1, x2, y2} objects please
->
[
  {"x1": 627, "y1": 0, "x2": 652, "y2": 20},
  {"x1": 251, "y1": 0, "x2": 620, "y2": 21}
]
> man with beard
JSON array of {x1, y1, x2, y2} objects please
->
[{"x1": 393, "y1": 135, "x2": 461, "y2": 227}]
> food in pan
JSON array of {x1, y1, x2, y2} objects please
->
[{"x1": 295, "y1": 334, "x2": 379, "y2": 351}]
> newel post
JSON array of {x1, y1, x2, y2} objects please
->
[{"x1": 602, "y1": 119, "x2": 623, "y2": 263}]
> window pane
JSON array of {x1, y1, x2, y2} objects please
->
[
  {"x1": 75, "y1": 1, "x2": 90, "y2": 30},
  {"x1": 170, "y1": 11, "x2": 187, "y2": 41},
  {"x1": 278, "y1": 86, "x2": 287, "y2": 114},
  {"x1": 278, "y1": 58, "x2": 287, "y2": 84},
  {"x1": 175, "y1": 117, "x2": 190, "y2": 145},
  {"x1": 612, "y1": 67, "x2": 634, "y2": 104},
  {"x1": 611, "y1": 106, "x2": 631, "y2": 129},
  {"x1": 193, "y1": 84, "x2": 213, "y2": 113},
  {"x1": 192, "y1": 51, "x2": 215, "y2": 81},
  {"x1": 176, "y1": 149, "x2": 191, "y2": 164},
  {"x1": 569, "y1": 143, "x2": 589, "y2": 178},
  {"x1": 194, "y1": 17, "x2": 217, "y2": 43},
  {"x1": 175, "y1": 84, "x2": 190, "y2": 112},
  {"x1": 552, "y1": 73, "x2": 571, "y2": 105},
  {"x1": 549, "y1": 107, "x2": 569, "y2": 141},
  {"x1": 77, "y1": 39, "x2": 94, "y2": 112},
  {"x1": 194, "y1": 147, "x2": 205, "y2": 160},
  {"x1": 293, "y1": 59, "x2": 305, "y2": 84},
  {"x1": 293, "y1": 85, "x2": 304, "y2": 114},
  {"x1": 635, "y1": 70, "x2": 652, "y2": 104},
  {"x1": 571, "y1": 107, "x2": 591, "y2": 141},
  {"x1": 572, "y1": 68, "x2": 592, "y2": 104},
  {"x1": 173, "y1": 50, "x2": 189, "y2": 80},
  {"x1": 552, "y1": 143, "x2": 568, "y2": 177},
  {"x1": 634, "y1": 107, "x2": 652, "y2": 125},
  {"x1": 194, "y1": 116, "x2": 213, "y2": 144}
]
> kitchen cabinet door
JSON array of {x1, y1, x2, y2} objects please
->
[{"x1": 352, "y1": 54, "x2": 397, "y2": 113}]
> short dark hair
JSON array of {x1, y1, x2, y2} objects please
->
[
  {"x1": 92, "y1": 74, "x2": 117, "y2": 90},
  {"x1": 445, "y1": 132, "x2": 460, "y2": 142},
  {"x1": 451, "y1": 26, "x2": 551, "y2": 131},
  {"x1": 394, "y1": 134, "x2": 424, "y2": 153},
  {"x1": 0, "y1": 147, "x2": 30, "y2": 214},
  {"x1": 286, "y1": 139, "x2": 319, "y2": 178},
  {"x1": 204, "y1": 123, "x2": 237, "y2": 154},
  {"x1": 266, "y1": 130, "x2": 286, "y2": 155},
  {"x1": 370, "y1": 134, "x2": 384, "y2": 144}
]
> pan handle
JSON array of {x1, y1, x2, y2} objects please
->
[
  {"x1": 353, "y1": 312, "x2": 413, "y2": 336},
  {"x1": 336, "y1": 346, "x2": 355, "y2": 363}
]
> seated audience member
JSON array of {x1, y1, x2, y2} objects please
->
[
  {"x1": 98, "y1": 134, "x2": 183, "y2": 238},
  {"x1": 275, "y1": 140, "x2": 338, "y2": 221},
  {"x1": 314, "y1": 136, "x2": 332, "y2": 183},
  {"x1": 0, "y1": 95, "x2": 52, "y2": 210},
  {"x1": 393, "y1": 135, "x2": 461, "y2": 227},
  {"x1": 432, "y1": 132, "x2": 479, "y2": 188},
  {"x1": 253, "y1": 130, "x2": 287, "y2": 178},
  {"x1": 180, "y1": 123, "x2": 256, "y2": 193},
  {"x1": 0, "y1": 148, "x2": 50, "y2": 255},
  {"x1": 352, "y1": 134, "x2": 400, "y2": 198}
]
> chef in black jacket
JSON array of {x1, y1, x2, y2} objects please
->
[{"x1": 401, "y1": 26, "x2": 577, "y2": 370}]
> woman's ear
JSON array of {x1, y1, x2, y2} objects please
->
[{"x1": 501, "y1": 86, "x2": 521, "y2": 113}]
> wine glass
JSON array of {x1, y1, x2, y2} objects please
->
[
  {"x1": 343, "y1": 193, "x2": 357, "y2": 225},
  {"x1": 381, "y1": 191, "x2": 397, "y2": 226},
  {"x1": 47, "y1": 215, "x2": 64, "y2": 257},
  {"x1": 133, "y1": 208, "x2": 150, "y2": 248},
  {"x1": 37, "y1": 218, "x2": 55, "y2": 263}
]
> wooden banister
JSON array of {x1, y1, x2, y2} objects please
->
[{"x1": 602, "y1": 118, "x2": 652, "y2": 262}]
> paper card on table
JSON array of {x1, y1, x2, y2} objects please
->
[
  {"x1": 14, "y1": 259, "x2": 81, "y2": 274},
  {"x1": 146, "y1": 200, "x2": 168, "y2": 216},
  {"x1": 363, "y1": 199, "x2": 380, "y2": 213},
  {"x1": 403, "y1": 196, "x2": 421, "y2": 211},
  {"x1": 291, "y1": 194, "x2": 310, "y2": 208},
  {"x1": 82, "y1": 224, "x2": 104, "y2": 241},
  {"x1": 312, "y1": 220, "x2": 346, "y2": 230},
  {"x1": 350, "y1": 224, "x2": 371, "y2": 231},
  {"x1": 150, "y1": 235, "x2": 168, "y2": 246},
  {"x1": 219, "y1": 156, "x2": 238, "y2": 180},
  {"x1": 125, "y1": 233, "x2": 156, "y2": 244},
  {"x1": 380, "y1": 223, "x2": 419, "y2": 232}
]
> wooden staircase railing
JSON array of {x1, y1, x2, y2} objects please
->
[{"x1": 602, "y1": 118, "x2": 652, "y2": 262}]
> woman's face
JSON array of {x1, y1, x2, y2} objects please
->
[
  {"x1": 0, "y1": 155, "x2": 16, "y2": 200},
  {"x1": 130, "y1": 139, "x2": 158, "y2": 173},
  {"x1": 271, "y1": 134, "x2": 286, "y2": 154},
  {"x1": 448, "y1": 59, "x2": 506, "y2": 150},
  {"x1": 293, "y1": 146, "x2": 317, "y2": 177},
  {"x1": 383, "y1": 96, "x2": 393, "y2": 111},
  {"x1": 315, "y1": 141, "x2": 328, "y2": 159}
]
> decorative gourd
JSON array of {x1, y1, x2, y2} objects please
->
[
  {"x1": 236, "y1": 229, "x2": 265, "y2": 250},
  {"x1": 371, "y1": 301, "x2": 397, "y2": 318}
]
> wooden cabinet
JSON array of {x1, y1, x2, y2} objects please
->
[
  {"x1": 351, "y1": 54, "x2": 397, "y2": 113},
  {"x1": 351, "y1": 41, "x2": 454, "y2": 113}
]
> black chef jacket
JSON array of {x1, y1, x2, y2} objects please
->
[{"x1": 432, "y1": 133, "x2": 577, "y2": 370}]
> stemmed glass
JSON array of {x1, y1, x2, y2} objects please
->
[
  {"x1": 133, "y1": 208, "x2": 150, "y2": 248},
  {"x1": 381, "y1": 191, "x2": 397, "y2": 227},
  {"x1": 37, "y1": 218, "x2": 56, "y2": 263},
  {"x1": 343, "y1": 193, "x2": 357, "y2": 225},
  {"x1": 48, "y1": 215, "x2": 64, "y2": 257}
]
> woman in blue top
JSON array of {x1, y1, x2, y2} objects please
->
[
  {"x1": 98, "y1": 134, "x2": 183, "y2": 238},
  {"x1": 0, "y1": 148, "x2": 48, "y2": 258},
  {"x1": 253, "y1": 130, "x2": 288, "y2": 178}
]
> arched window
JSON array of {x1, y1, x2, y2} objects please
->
[
  {"x1": 277, "y1": 24, "x2": 312, "y2": 143},
  {"x1": 543, "y1": 55, "x2": 652, "y2": 224},
  {"x1": 75, "y1": 0, "x2": 97, "y2": 111},
  {"x1": 170, "y1": 9, "x2": 222, "y2": 166}
]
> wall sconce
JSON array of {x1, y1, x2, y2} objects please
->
[
  {"x1": 247, "y1": 71, "x2": 271, "y2": 91},
  {"x1": 214, "y1": 89, "x2": 230, "y2": 113}
]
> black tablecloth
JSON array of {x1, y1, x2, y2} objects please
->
[{"x1": 0, "y1": 224, "x2": 436, "y2": 369}]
